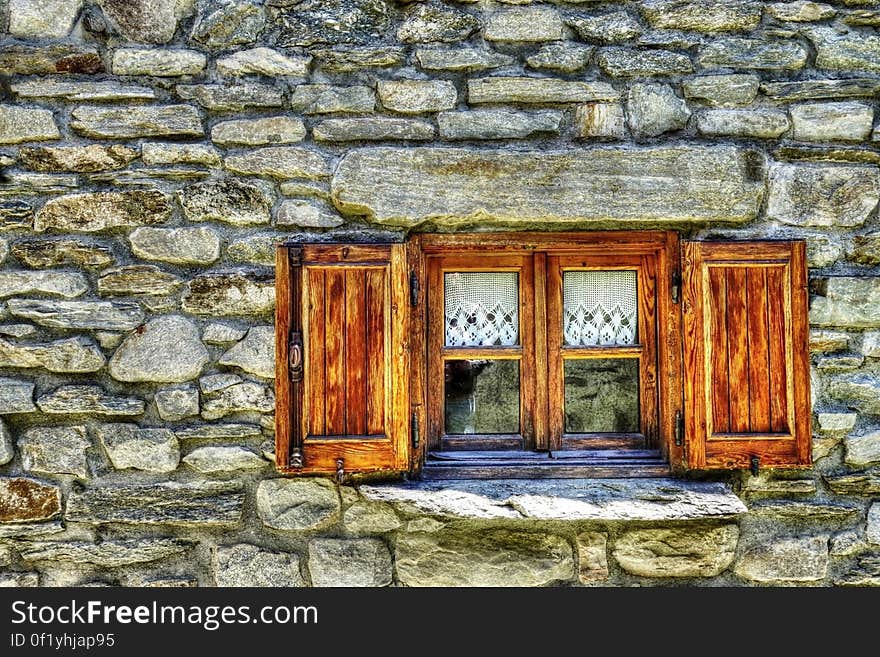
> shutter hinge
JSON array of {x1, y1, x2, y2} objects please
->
[
  {"x1": 289, "y1": 330, "x2": 303, "y2": 382},
  {"x1": 750, "y1": 455, "x2": 760, "y2": 477},
  {"x1": 411, "y1": 411, "x2": 420, "y2": 449},
  {"x1": 674, "y1": 410, "x2": 684, "y2": 447},
  {"x1": 290, "y1": 447, "x2": 303, "y2": 469},
  {"x1": 335, "y1": 458, "x2": 345, "y2": 484},
  {"x1": 288, "y1": 246, "x2": 302, "y2": 267},
  {"x1": 409, "y1": 271, "x2": 419, "y2": 307},
  {"x1": 671, "y1": 269, "x2": 681, "y2": 304}
]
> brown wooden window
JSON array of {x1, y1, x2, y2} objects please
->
[{"x1": 276, "y1": 232, "x2": 811, "y2": 480}]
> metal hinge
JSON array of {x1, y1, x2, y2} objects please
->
[
  {"x1": 671, "y1": 269, "x2": 681, "y2": 305},
  {"x1": 335, "y1": 458, "x2": 345, "y2": 484},
  {"x1": 410, "y1": 271, "x2": 419, "y2": 307},
  {"x1": 289, "y1": 330, "x2": 303, "y2": 382},
  {"x1": 750, "y1": 455, "x2": 760, "y2": 477},
  {"x1": 290, "y1": 447, "x2": 303, "y2": 469},
  {"x1": 411, "y1": 411, "x2": 420, "y2": 449},
  {"x1": 288, "y1": 246, "x2": 302, "y2": 267},
  {"x1": 674, "y1": 410, "x2": 684, "y2": 447}
]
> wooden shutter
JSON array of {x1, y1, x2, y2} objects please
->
[
  {"x1": 275, "y1": 243, "x2": 411, "y2": 478},
  {"x1": 681, "y1": 241, "x2": 811, "y2": 470}
]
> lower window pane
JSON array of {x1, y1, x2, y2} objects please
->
[
  {"x1": 444, "y1": 360, "x2": 520, "y2": 435},
  {"x1": 564, "y1": 359, "x2": 639, "y2": 433}
]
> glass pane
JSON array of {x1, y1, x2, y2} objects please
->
[
  {"x1": 444, "y1": 360, "x2": 520, "y2": 434},
  {"x1": 445, "y1": 272, "x2": 519, "y2": 347},
  {"x1": 564, "y1": 359, "x2": 639, "y2": 433},
  {"x1": 563, "y1": 270, "x2": 637, "y2": 346}
]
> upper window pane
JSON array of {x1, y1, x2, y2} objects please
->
[
  {"x1": 563, "y1": 270, "x2": 637, "y2": 346},
  {"x1": 444, "y1": 272, "x2": 519, "y2": 347}
]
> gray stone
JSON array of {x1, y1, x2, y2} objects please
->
[
  {"x1": 698, "y1": 38, "x2": 809, "y2": 70},
  {"x1": 211, "y1": 117, "x2": 306, "y2": 146},
  {"x1": 19, "y1": 145, "x2": 139, "y2": 173},
  {"x1": 0, "y1": 378, "x2": 36, "y2": 414},
  {"x1": 0, "y1": 44, "x2": 103, "y2": 75},
  {"x1": 868, "y1": 504, "x2": 880, "y2": 545},
  {"x1": 641, "y1": 1, "x2": 762, "y2": 32},
  {"x1": 191, "y1": 0, "x2": 265, "y2": 49},
  {"x1": 0, "y1": 271, "x2": 87, "y2": 299},
  {"x1": 178, "y1": 178, "x2": 273, "y2": 226},
  {"x1": 484, "y1": 6, "x2": 564, "y2": 42},
  {"x1": 567, "y1": 11, "x2": 642, "y2": 43},
  {"x1": 202, "y1": 323, "x2": 247, "y2": 345},
  {"x1": 95, "y1": 333, "x2": 123, "y2": 349},
  {"x1": 0, "y1": 172, "x2": 77, "y2": 196},
  {"x1": 19, "y1": 425, "x2": 90, "y2": 478},
  {"x1": 830, "y1": 530, "x2": 867, "y2": 557},
  {"x1": 805, "y1": 235, "x2": 843, "y2": 268},
  {"x1": 0, "y1": 106, "x2": 60, "y2": 145},
  {"x1": 175, "y1": 423, "x2": 260, "y2": 441},
  {"x1": 176, "y1": 83, "x2": 283, "y2": 112},
  {"x1": 683, "y1": 74, "x2": 760, "y2": 107},
  {"x1": 817, "y1": 354, "x2": 864, "y2": 371},
  {"x1": 8, "y1": 0, "x2": 83, "y2": 38},
  {"x1": 0, "y1": 419, "x2": 11, "y2": 465},
  {"x1": 8, "y1": 299, "x2": 143, "y2": 331},
  {"x1": 845, "y1": 431, "x2": 880, "y2": 467},
  {"x1": 747, "y1": 501, "x2": 858, "y2": 519},
  {"x1": 141, "y1": 142, "x2": 220, "y2": 166},
  {"x1": 182, "y1": 272, "x2": 275, "y2": 317},
  {"x1": 332, "y1": 146, "x2": 764, "y2": 228},
  {"x1": 155, "y1": 387, "x2": 199, "y2": 421},
  {"x1": 213, "y1": 544, "x2": 304, "y2": 587},
  {"x1": 218, "y1": 326, "x2": 274, "y2": 378},
  {"x1": 696, "y1": 109, "x2": 790, "y2": 139},
  {"x1": 20, "y1": 539, "x2": 190, "y2": 567},
  {"x1": 0, "y1": 521, "x2": 64, "y2": 538},
  {"x1": 98, "y1": 265, "x2": 182, "y2": 297},
  {"x1": 597, "y1": 48, "x2": 694, "y2": 77},
  {"x1": 343, "y1": 502, "x2": 402, "y2": 534},
  {"x1": 825, "y1": 470, "x2": 880, "y2": 495},
  {"x1": 627, "y1": 83, "x2": 691, "y2": 138},
  {"x1": 70, "y1": 105, "x2": 203, "y2": 139},
  {"x1": 96, "y1": 423, "x2": 180, "y2": 473},
  {"x1": 217, "y1": 48, "x2": 311, "y2": 77},
  {"x1": 817, "y1": 412, "x2": 858, "y2": 433},
  {"x1": 109, "y1": 316, "x2": 209, "y2": 383},
  {"x1": 227, "y1": 233, "x2": 278, "y2": 266},
  {"x1": 0, "y1": 477, "x2": 60, "y2": 522},
  {"x1": 845, "y1": 9, "x2": 880, "y2": 25},
  {"x1": 767, "y1": 164, "x2": 879, "y2": 227},
  {"x1": 415, "y1": 47, "x2": 514, "y2": 72},
  {"x1": 0, "y1": 336, "x2": 104, "y2": 373},
  {"x1": 308, "y1": 538, "x2": 392, "y2": 587},
  {"x1": 314, "y1": 118, "x2": 435, "y2": 142},
  {"x1": 864, "y1": 331, "x2": 880, "y2": 356},
  {"x1": 397, "y1": 3, "x2": 480, "y2": 43},
  {"x1": 741, "y1": 475, "x2": 818, "y2": 495},
  {"x1": 812, "y1": 278, "x2": 880, "y2": 328},
  {"x1": 790, "y1": 102, "x2": 874, "y2": 142},
  {"x1": 129, "y1": 227, "x2": 220, "y2": 265},
  {"x1": 829, "y1": 373, "x2": 880, "y2": 414},
  {"x1": 439, "y1": 109, "x2": 562, "y2": 140},
  {"x1": 273, "y1": 0, "x2": 394, "y2": 47},
  {"x1": 525, "y1": 43, "x2": 594, "y2": 73},
  {"x1": 576, "y1": 103, "x2": 627, "y2": 139},
  {"x1": 183, "y1": 446, "x2": 266, "y2": 473},
  {"x1": 808, "y1": 27, "x2": 880, "y2": 73},
  {"x1": 775, "y1": 146, "x2": 880, "y2": 166},
  {"x1": 396, "y1": 530, "x2": 573, "y2": 587},
  {"x1": 0, "y1": 573, "x2": 39, "y2": 587},
  {"x1": 35, "y1": 190, "x2": 171, "y2": 233},
  {"x1": 735, "y1": 535, "x2": 829, "y2": 582},
  {"x1": 289, "y1": 84, "x2": 375, "y2": 115},
  {"x1": 200, "y1": 373, "x2": 243, "y2": 394},
  {"x1": 201, "y1": 381, "x2": 275, "y2": 420},
  {"x1": 613, "y1": 525, "x2": 739, "y2": 577},
  {"x1": 112, "y1": 48, "x2": 206, "y2": 76},
  {"x1": 37, "y1": 386, "x2": 145, "y2": 417},
  {"x1": 0, "y1": 325, "x2": 35, "y2": 339},
  {"x1": 0, "y1": 202, "x2": 33, "y2": 231},
  {"x1": 257, "y1": 478, "x2": 340, "y2": 531},
  {"x1": 224, "y1": 147, "x2": 330, "y2": 180},
  {"x1": 577, "y1": 532, "x2": 609, "y2": 584},
  {"x1": 761, "y1": 79, "x2": 880, "y2": 102},
  {"x1": 468, "y1": 77, "x2": 620, "y2": 104},
  {"x1": 66, "y1": 482, "x2": 244, "y2": 526},
  {"x1": 312, "y1": 47, "x2": 404, "y2": 73},
  {"x1": 767, "y1": 1, "x2": 837, "y2": 21},
  {"x1": 850, "y1": 234, "x2": 880, "y2": 266},
  {"x1": 378, "y1": 80, "x2": 457, "y2": 114},
  {"x1": 98, "y1": 0, "x2": 194, "y2": 44},
  {"x1": 11, "y1": 80, "x2": 156, "y2": 102}
]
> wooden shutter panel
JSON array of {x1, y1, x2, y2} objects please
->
[
  {"x1": 275, "y1": 243, "x2": 411, "y2": 478},
  {"x1": 681, "y1": 241, "x2": 811, "y2": 470}
]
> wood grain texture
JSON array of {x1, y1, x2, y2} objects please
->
[
  {"x1": 366, "y1": 268, "x2": 385, "y2": 436},
  {"x1": 407, "y1": 237, "x2": 427, "y2": 471},
  {"x1": 725, "y1": 267, "x2": 750, "y2": 433},
  {"x1": 325, "y1": 268, "x2": 346, "y2": 435},
  {"x1": 746, "y1": 268, "x2": 771, "y2": 431},
  {"x1": 274, "y1": 246, "x2": 292, "y2": 470},
  {"x1": 306, "y1": 268, "x2": 326, "y2": 436}
]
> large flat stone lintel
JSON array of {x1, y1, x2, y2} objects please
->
[
  {"x1": 360, "y1": 478, "x2": 747, "y2": 522},
  {"x1": 331, "y1": 146, "x2": 765, "y2": 228}
]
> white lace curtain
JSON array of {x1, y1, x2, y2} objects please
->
[
  {"x1": 444, "y1": 272, "x2": 519, "y2": 347},
  {"x1": 563, "y1": 271, "x2": 637, "y2": 346}
]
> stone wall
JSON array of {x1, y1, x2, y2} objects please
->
[{"x1": 1, "y1": 0, "x2": 879, "y2": 587}]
